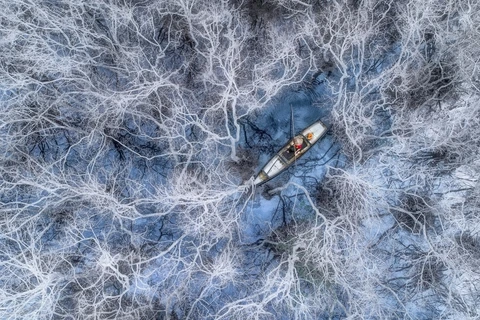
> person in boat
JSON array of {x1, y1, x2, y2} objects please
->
[
  {"x1": 287, "y1": 136, "x2": 304, "y2": 153},
  {"x1": 294, "y1": 136, "x2": 303, "y2": 150},
  {"x1": 287, "y1": 133, "x2": 313, "y2": 154}
]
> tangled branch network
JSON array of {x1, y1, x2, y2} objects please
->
[{"x1": 1, "y1": 0, "x2": 480, "y2": 319}]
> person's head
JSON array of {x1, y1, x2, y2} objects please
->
[
  {"x1": 307, "y1": 132, "x2": 313, "y2": 140},
  {"x1": 294, "y1": 136, "x2": 303, "y2": 145}
]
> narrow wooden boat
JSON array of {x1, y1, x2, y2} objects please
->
[{"x1": 253, "y1": 120, "x2": 328, "y2": 186}]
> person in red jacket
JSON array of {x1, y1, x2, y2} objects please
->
[
  {"x1": 293, "y1": 136, "x2": 304, "y2": 151},
  {"x1": 287, "y1": 135, "x2": 308, "y2": 155}
]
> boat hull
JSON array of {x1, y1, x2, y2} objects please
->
[{"x1": 253, "y1": 120, "x2": 327, "y2": 186}]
